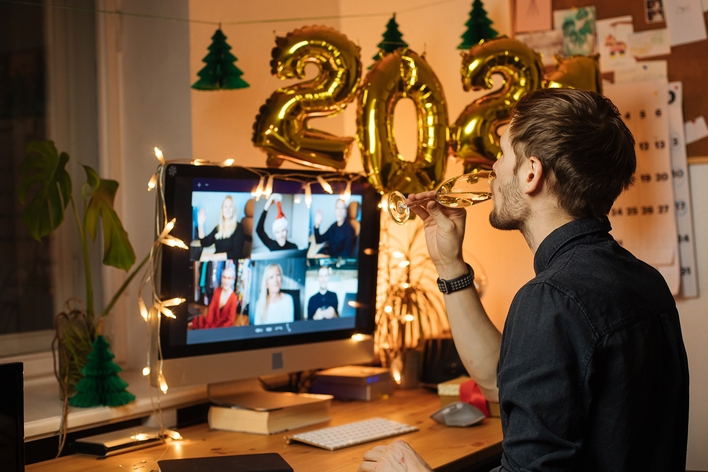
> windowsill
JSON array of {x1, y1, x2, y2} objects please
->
[{"x1": 24, "y1": 370, "x2": 209, "y2": 441}]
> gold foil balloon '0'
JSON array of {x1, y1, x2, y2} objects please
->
[
  {"x1": 252, "y1": 26, "x2": 362, "y2": 171},
  {"x1": 357, "y1": 49, "x2": 448, "y2": 195},
  {"x1": 451, "y1": 37, "x2": 544, "y2": 172},
  {"x1": 544, "y1": 54, "x2": 603, "y2": 94}
]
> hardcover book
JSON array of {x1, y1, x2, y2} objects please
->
[{"x1": 208, "y1": 391, "x2": 332, "y2": 435}]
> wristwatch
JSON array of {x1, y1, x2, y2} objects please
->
[{"x1": 437, "y1": 263, "x2": 474, "y2": 294}]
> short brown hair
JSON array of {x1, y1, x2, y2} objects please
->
[{"x1": 508, "y1": 88, "x2": 636, "y2": 218}]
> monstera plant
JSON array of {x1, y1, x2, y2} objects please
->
[{"x1": 18, "y1": 140, "x2": 148, "y2": 398}]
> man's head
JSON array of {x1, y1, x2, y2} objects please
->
[
  {"x1": 272, "y1": 201, "x2": 289, "y2": 246},
  {"x1": 506, "y1": 88, "x2": 636, "y2": 219},
  {"x1": 317, "y1": 265, "x2": 330, "y2": 291}
]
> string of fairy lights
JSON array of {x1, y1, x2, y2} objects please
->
[{"x1": 141, "y1": 148, "x2": 371, "y2": 394}]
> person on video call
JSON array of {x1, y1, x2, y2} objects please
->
[
  {"x1": 307, "y1": 265, "x2": 339, "y2": 320},
  {"x1": 313, "y1": 198, "x2": 355, "y2": 257},
  {"x1": 190, "y1": 264, "x2": 238, "y2": 329},
  {"x1": 257, "y1": 193, "x2": 298, "y2": 251},
  {"x1": 254, "y1": 263, "x2": 294, "y2": 325},
  {"x1": 358, "y1": 89, "x2": 689, "y2": 472},
  {"x1": 197, "y1": 195, "x2": 247, "y2": 261}
]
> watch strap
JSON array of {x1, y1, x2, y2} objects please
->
[{"x1": 437, "y1": 263, "x2": 474, "y2": 294}]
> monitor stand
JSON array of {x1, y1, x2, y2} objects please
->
[{"x1": 206, "y1": 377, "x2": 317, "y2": 410}]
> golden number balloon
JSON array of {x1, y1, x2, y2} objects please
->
[
  {"x1": 543, "y1": 54, "x2": 602, "y2": 94},
  {"x1": 252, "y1": 26, "x2": 362, "y2": 171},
  {"x1": 357, "y1": 48, "x2": 448, "y2": 195},
  {"x1": 451, "y1": 37, "x2": 544, "y2": 172}
]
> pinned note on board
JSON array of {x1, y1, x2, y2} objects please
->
[{"x1": 684, "y1": 117, "x2": 708, "y2": 145}]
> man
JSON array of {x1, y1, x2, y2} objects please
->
[
  {"x1": 307, "y1": 265, "x2": 339, "y2": 320},
  {"x1": 313, "y1": 198, "x2": 356, "y2": 257},
  {"x1": 359, "y1": 89, "x2": 689, "y2": 471},
  {"x1": 257, "y1": 193, "x2": 298, "y2": 251}
]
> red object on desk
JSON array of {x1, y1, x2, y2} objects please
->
[{"x1": 459, "y1": 379, "x2": 490, "y2": 417}]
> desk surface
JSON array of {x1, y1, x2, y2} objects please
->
[{"x1": 27, "y1": 388, "x2": 503, "y2": 472}]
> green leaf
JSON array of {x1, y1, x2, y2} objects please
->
[
  {"x1": 81, "y1": 164, "x2": 100, "y2": 201},
  {"x1": 578, "y1": 21, "x2": 594, "y2": 37},
  {"x1": 85, "y1": 178, "x2": 136, "y2": 271},
  {"x1": 18, "y1": 141, "x2": 73, "y2": 240}
]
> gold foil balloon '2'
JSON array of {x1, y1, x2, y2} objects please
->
[
  {"x1": 357, "y1": 48, "x2": 448, "y2": 195},
  {"x1": 451, "y1": 37, "x2": 544, "y2": 172},
  {"x1": 543, "y1": 54, "x2": 603, "y2": 94},
  {"x1": 252, "y1": 26, "x2": 362, "y2": 171}
]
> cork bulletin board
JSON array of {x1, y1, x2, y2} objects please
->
[{"x1": 549, "y1": 0, "x2": 708, "y2": 160}]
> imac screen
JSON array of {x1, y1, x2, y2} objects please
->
[{"x1": 158, "y1": 164, "x2": 380, "y2": 361}]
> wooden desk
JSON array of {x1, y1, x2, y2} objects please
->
[{"x1": 27, "y1": 388, "x2": 503, "y2": 472}]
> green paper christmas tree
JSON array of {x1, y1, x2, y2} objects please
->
[
  {"x1": 68, "y1": 335, "x2": 136, "y2": 408},
  {"x1": 192, "y1": 27, "x2": 249, "y2": 91},
  {"x1": 457, "y1": 0, "x2": 498, "y2": 50},
  {"x1": 371, "y1": 14, "x2": 408, "y2": 66}
]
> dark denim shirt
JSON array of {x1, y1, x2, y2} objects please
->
[{"x1": 495, "y1": 217, "x2": 689, "y2": 471}]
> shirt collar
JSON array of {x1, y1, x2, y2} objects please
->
[{"x1": 533, "y1": 216, "x2": 612, "y2": 275}]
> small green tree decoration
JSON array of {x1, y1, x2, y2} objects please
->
[
  {"x1": 457, "y1": 0, "x2": 498, "y2": 50},
  {"x1": 192, "y1": 27, "x2": 249, "y2": 91},
  {"x1": 371, "y1": 14, "x2": 408, "y2": 66},
  {"x1": 69, "y1": 335, "x2": 135, "y2": 407}
]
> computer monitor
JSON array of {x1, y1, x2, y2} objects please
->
[{"x1": 151, "y1": 164, "x2": 380, "y2": 391}]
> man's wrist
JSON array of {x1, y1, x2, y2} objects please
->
[
  {"x1": 437, "y1": 263, "x2": 474, "y2": 294},
  {"x1": 436, "y1": 261, "x2": 469, "y2": 280}
]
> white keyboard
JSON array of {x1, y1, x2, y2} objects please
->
[{"x1": 285, "y1": 418, "x2": 418, "y2": 451}]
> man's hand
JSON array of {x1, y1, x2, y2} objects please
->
[
  {"x1": 264, "y1": 193, "x2": 281, "y2": 211},
  {"x1": 357, "y1": 440, "x2": 433, "y2": 472},
  {"x1": 314, "y1": 208, "x2": 323, "y2": 228},
  {"x1": 407, "y1": 191, "x2": 467, "y2": 277}
]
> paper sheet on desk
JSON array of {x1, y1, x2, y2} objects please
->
[{"x1": 605, "y1": 81, "x2": 680, "y2": 294}]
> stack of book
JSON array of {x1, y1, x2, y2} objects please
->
[{"x1": 208, "y1": 390, "x2": 333, "y2": 435}]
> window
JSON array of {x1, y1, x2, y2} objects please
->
[{"x1": 0, "y1": 0, "x2": 101, "y2": 366}]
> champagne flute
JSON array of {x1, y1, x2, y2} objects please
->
[{"x1": 387, "y1": 170, "x2": 495, "y2": 225}]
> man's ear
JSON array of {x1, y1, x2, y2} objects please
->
[{"x1": 522, "y1": 156, "x2": 544, "y2": 195}]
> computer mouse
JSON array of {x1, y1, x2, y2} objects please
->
[{"x1": 430, "y1": 401, "x2": 486, "y2": 427}]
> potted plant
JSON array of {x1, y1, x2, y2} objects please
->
[{"x1": 18, "y1": 140, "x2": 148, "y2": 399}]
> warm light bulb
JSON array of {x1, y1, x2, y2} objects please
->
[
  {"x1": 164, "y1": 218, "x2": 176, "y2": 233},
  {"x1": 351, "y1": 333, "x2": 366, "y2": 342},
  {"x1": 384, "y1": 305, "x2": 393, "y2": 313},
  {"x1": 254, "y1": 176, "x2": 265, "y2": 200},
  {"x1": 147, "y1": 173, "x2": 158, "y2": 191},
  {"x1": 142, "y1": 366, "x2": 151, "y2": 376},
  {"x1": 223, "y1": 158, "x2": 234, "y2": 167},
  {"x1": 158, "y1": 372, "x2": 169, "y2": 393},
  {"x1": 161, "y1": 236, "x2": 188, "y2": 250},
  {"x1": 138, "y1": 297, "x2": 149, "y2": 321},
  {"x1": 316, "y1": 175, "x2": 333, "y2": 194},
  {"x1": 154, "y1": 147, "x2": 165, "y2": 164},
  {"x1": 392, "y1": 251, "x2": 405, "y2": 259},
  {"x1": 164, "y1": 430, "x2": 182, "y2": 440},
  {"x1": 342, "y1": 180, "x2": 352, "y2": 202},
  {"x1": 264, "y1": 175, "x2": 274, "y2": 198},
  {"x1": 160, "y1": 305, "x2": 176, "y2": 319},
  {"x1": 398, "y1": 260, "x2": 411, "y2": 268},
  {"x1": 163, "y1": 297, "x2": 186, "y2": 307},
  {"x1": 404, "y1": 314, "x2": 415, "y2": 322},
  {"x1": 304, "y1": 183, "x2": 312, "y2": 208}
]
